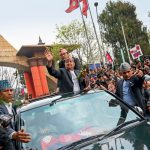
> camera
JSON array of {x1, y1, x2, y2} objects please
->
[{"x1": 0, "y1": 114, "x2": 12, "y2": 128}]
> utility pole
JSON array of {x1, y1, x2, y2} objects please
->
[{"x1": 120, "y1": 20, "x2": 131, "y2": 63}]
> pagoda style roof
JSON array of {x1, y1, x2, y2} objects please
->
[{"x1": 16, "y1": 45, "x2": 52, "y2": 58}]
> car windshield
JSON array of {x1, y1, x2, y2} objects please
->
[{"x1": 20, "y1": 90, "x2": 141, "y2": 150}]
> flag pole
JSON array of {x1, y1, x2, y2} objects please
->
[
  {"x1": 86, "y1": 0, "x2": 104, "y2": 64},
  {"x1": 94, "y1": 2, "x2": 106, "y2": 63},
  {"x1": 77, "y1": 0, "x2": 93, "y2": 55}
]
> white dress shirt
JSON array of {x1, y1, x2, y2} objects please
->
[{"x1": 70, "y1": 70, "x2": 80, "y2": 94}]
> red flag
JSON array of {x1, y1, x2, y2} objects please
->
[
  {"x1": 80, "y1": 0, "x2": 88, "y2": 17},
  {"x1": 65, "y1": 0, "x2": 79, "y2": 13},
  {"x1": 106, "y1": 52, "x2": 113, "y2": 64}
]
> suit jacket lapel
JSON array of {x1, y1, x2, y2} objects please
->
[
  {"x1": 67, "y1": 70, "x2": 73, "y2": 83},
  {"x1": 2, "y1": 103, "x2": 9, "y2": 114}
]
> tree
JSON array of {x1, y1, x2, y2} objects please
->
[
  {"x1": 55, "y1": 19, "x2": 101, "y2": 65},
  {"x1": 99, "y1": 1, "x2": 150, "y2": 63}
]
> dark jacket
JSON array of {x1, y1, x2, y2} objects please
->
[
  {"x1": 0, "y1": 102, "x2": 15, "y2": 135},
  {"x1": 47, "y1": 66, "x2": 84, "y2": 94},
  {"x1": 59, "y1": 57, "x2": 81, "y2": 70},
  {"x1": 0, "y1": 127, "x2": 15, "y2": 150},
  {"x1": 115, "y1": 76, "x2": 146, "y2": 112}
]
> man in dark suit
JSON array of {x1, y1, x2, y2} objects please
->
[
  {"x1": 0, "y1": 80, "x2": 31, "y2": 147},
  {"x1": 115, "y1": 62, "x2": 146, "y2": 124},
  {"x1": 44, "y1": 50, "x2": 85, "y2": 94}
]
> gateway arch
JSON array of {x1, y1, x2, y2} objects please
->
[{"x1": 0, "y1": 35, "x2": 56, "y2": 98}]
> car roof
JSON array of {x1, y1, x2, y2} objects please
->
[
  {"x1": 18, "y1": 95, "x2": 63, "y2": 112},
  {"x1": 18, "y1": 90, "x2": 103, "y2": 113}
]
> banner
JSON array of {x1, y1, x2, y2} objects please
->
[{"x1": 129, "y1": 45, "x2": 143, "y2": 59}]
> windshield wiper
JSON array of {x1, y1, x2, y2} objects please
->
[{"x1": 57, "y1": 133, "x2": 105, "y2": 150}]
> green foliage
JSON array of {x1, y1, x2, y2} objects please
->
[
  {"x1": 99, "y1": 1, "x2": 150, "y2": 63},
  {"x1": 55, "y1": 20, "x2": 101, "y2": 64}
]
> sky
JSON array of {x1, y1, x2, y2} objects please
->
[{"x1": 0, "y1": 0, "x2": 150, "y2": 50}]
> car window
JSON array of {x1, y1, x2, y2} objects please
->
[{"x1": 20, "y1": 91, "x2": 140, "y2": 150}]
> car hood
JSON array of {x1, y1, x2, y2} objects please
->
[{"x1": 79, "y1": 121, "x2": 150, "y2": 150}]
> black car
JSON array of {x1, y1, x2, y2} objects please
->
[{"x1": 15, "y1": 90, "x2": 150, "y2": 150}]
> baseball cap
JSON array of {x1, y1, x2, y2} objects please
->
[{"x1": 120, "y1": 62, "x2": 131, "y2": 72}]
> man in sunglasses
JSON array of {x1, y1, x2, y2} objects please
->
[
  {"x1": 45, "y1": 50, "x2": 85, "y2": 94},
  {"x1": 59, "y1": 48, "x2": 81, "y2": 70},
  {"x1": 0, "y1": 80, "x2": 31, "y2": 148}
]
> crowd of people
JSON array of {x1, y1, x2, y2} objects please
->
[
  {"x1": 0, "y1": 47, "x2": 149, "y2": 149},
  {"x1": 45, "y1": 48, "x2": 150, "y2": 116}
]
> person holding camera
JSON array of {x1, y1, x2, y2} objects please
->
[{"x1": 0, "y1": 80, "x2": 31, "y2": 149}]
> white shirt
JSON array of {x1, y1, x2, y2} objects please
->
[
  {"x1": 70, "y1": 70, "x2": 80, "y2": 94},
  {"x1": 123, "y1": 80, "x2": 136, "y2": 106},
  {"x1": 4, "y1": 102, "x2": 13, "y2": 115}
]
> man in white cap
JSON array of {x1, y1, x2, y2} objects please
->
[{"x1": 115, "y1": 62, "x2": 146, "y2": 124}]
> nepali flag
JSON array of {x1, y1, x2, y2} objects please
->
[
  {"x1": 80, "y1": 0, "x2": 88, "y2": 17},
  {"x1": 106, "y1": 51, "x2": 113, "y2": 64},
  {"x1": 65, "y1": 0, "x2": 79, "y2": 13}
]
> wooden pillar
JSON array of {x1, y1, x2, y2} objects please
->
[
  {"x1": 37, "y1": 58, "x2": 49, "y2": 95},
  {"x1": 24, "y1": 72, "x2": 36, "y2": 99},
  {"x1": 28, "y1": 58, "x2": 43, "y2": 97}
]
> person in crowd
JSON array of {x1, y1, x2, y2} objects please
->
[
  {"x1": 95, "y1": 73, "x2": 107, "y2": 90},
  {"x1": 44, "y1": 50, "x2": 85, "y2": 94},
  {"x1": 79, "y1": 66, "x2": 90, "y2": 91},
  {"x1": 108, "y1": 80, "x2": 116, "y2": 93},
  {"x1": 0, "y1": 80, "x2": 31, "y2": 148},
  {"x1": 116, "y1": 62, "x2": 146, "y2": 112},
  {"x1": 135, "y1": 59, "x2": 142, "y2": 69},
  {"x1": 89, "y1": 77, "x2": 96, "y2": 89},
  {"x1": 115, "y1": 62, "x2": 146, "y2": 125},
  {"x1": 144, "y1": 58, "x2": 150, "y2": 68},
  {"x1": 143, "y1": 75, "x2": 150, "y2": 115},
  {"x1": 59, "y1": 48, "x2": 81, "y2": 70}
]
